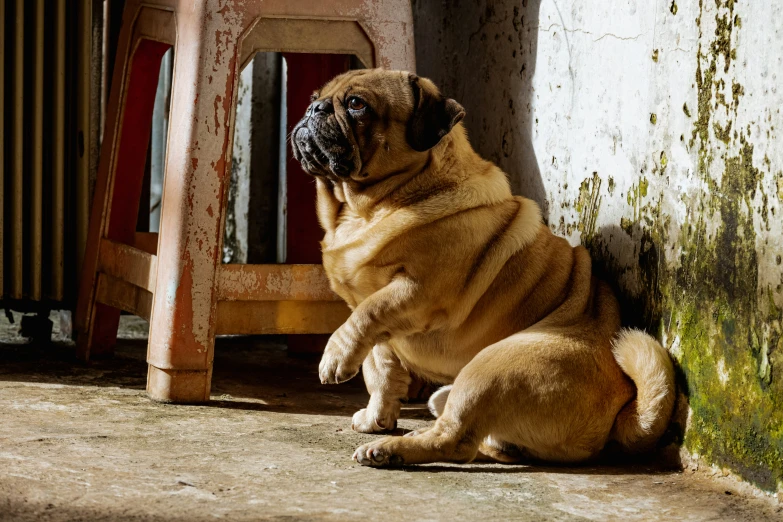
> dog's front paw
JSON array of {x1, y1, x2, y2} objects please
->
[
  {"x1": 318, "y1": 334, "x2": 361, "y2": 384},
  {"x1": 351, "y1": 408, "x2": 397, "y2": 433},
  {"x1": 352, "y1": 438, "x2": 404, "y2": 467}
]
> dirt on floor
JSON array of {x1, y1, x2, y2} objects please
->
[{"x1": 0, "y1": 316, "x2": 780, "y2": 521}]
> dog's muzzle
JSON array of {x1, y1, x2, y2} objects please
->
[{"x1": 291, "y1": 107, "x2": 355, "y2": 178}]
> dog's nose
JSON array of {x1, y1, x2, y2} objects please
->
[{"x1": 309, "y1": 99, "x2": 333, "y2": 115}]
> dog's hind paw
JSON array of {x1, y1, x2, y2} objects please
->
[{"x1": 352, "y1": 438, "x2": 404, "y2": 467}]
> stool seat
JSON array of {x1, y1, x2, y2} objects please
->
[{"x1": 75, "y1": 0, "x2": 415, "y2": 403}]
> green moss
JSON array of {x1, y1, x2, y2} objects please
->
[
  {"x1": 624, "y1": 176, "x2": 652, "y2": 233},
  {"x1": 671, "y1": 1, "x2": 782, "y2": 490},
  {"x1": 620, "y1": 217, "x2": 634, "y2": 235},
  {"x1": 618, "y1": 141, "x2": 783, "y2": 490},
  {"x1": 586, "y1": 0, "x2": 783, "y2": 492},
  {"x1": 714, "y1": 121, "x2": 733, "y2": 143},
  {"x1": 712, "y1": 6, "x2": 735, "y2": 73},
  {"x1": 690, "y1": 43, "x2": 715, "y2": 152},
  {"x1": 663, "y1": 1, "x2": 783, "y2": 491},
  {"x1": 575, "y1": 172, "x2": 602, "y2": 241},
  {"x1": 683, "y1": 103, "x2": 692, "y2": 118},
  {"x1": 652, "y1": 49, "x2": 660, "y2": 62},
  {"x1": 670, "y1": 0, "x2": 678, "y2": 15},
  {"x1": 650, "y1": 113, "x2": 658, "y2": 125},
  {"x1": 732, "y1": 81, "x2": 744, "y2": 110},
  {"x1": 639, "y1": 177, "x2": 649, "y2": 197}
]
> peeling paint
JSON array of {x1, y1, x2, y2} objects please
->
[
  {"x1": 149, "y1": 0, "x2": 247, "y2": 363},
  {"x1": 217, "y1": 265, "x2": 337, "y2": 302},
  {"x1": 587, "y1": 0, "x2": 783, "y2": 492}
]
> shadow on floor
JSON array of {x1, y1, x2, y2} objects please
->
[
  {"x1": 0, "y1": 335, "x2": 378, "y2": 418},
  {"x1": 397, "y1": 458, "x2": 679, "y2": 476},
  {"x1": 0, "y1": 329, "x2": 680, "y2": 476}
]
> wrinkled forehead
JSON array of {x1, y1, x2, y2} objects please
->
[{"x1": 316, "y1": 69, "x2": 413, "y2": 117}]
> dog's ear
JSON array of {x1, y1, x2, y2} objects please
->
[{"x1": 407, "y1": 74, "x2": 465, "y2": 152}]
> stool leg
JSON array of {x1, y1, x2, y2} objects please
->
[
  {"x1": 75, "y1": 32, "x2": 171, "y2": 360},
  {"x1": 146, "y1": 3, "x2": 245, "y2": 403}
]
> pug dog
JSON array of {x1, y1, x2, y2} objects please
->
[{"x1": 291, "y1": 69, "x2": 675, "y2": 467}]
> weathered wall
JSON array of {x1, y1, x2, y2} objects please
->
[{"x1": 413, "y1": 0, "x2": 783, "y2": 492}]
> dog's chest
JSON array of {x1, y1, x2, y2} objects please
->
[
  {"x1": 323, "y1": 253, "x2": 396, "y2": 308},
  {"x1": 322, "y1": 216, "x2": 399, "y2": 307}
]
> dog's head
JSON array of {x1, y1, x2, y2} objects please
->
[{"x1": 291, "y1": 69, "x2": 465, "y2": 183}]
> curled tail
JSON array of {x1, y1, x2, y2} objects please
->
[
  {"x1": 427, "y1": 385, "x2": 452, "y2": 418},
  {"x1": 610, "y1": 329, "x2": 676, "y2": 452}
]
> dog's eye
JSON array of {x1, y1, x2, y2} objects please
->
[{"x1": 347, "y1": 97, "x2": 366, "y2": 111}]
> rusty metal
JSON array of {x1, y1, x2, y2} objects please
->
[
  {"x1": 30, "y1": 0, "x2": 45, "y2": 300},
  {"x1": 101, "y1": 0, "x2": 110, "y2": 141},
  {"x1": 10, "y1": 0, "x2": 24, "y2": 299},
  {"x1": 76, "y1": 0, "x2": 415, "y2": 403},
  {"x1": 51, "y1": 0, "x2": 66, "y2": 301},
  {"x1": 76, "y1": 0, "x2": 93, "y2": 282},
  {"x1": 0, "y1": 0, "x2": 4, "y2": 295},
  {"x1": 1, "y1": 0, "x2": 99, "y2": 307}
]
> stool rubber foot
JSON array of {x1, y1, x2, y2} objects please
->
[{"x1": 146, "y1": 365, "x2": 212, "y2": 403}]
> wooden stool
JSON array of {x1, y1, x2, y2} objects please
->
[{"x1": 75, "y1": 0, "x2": 415, "y2": 403}]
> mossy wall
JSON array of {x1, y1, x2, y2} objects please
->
[{"x1": 413, "y1": 0, "x2": 783, "y2": 492}]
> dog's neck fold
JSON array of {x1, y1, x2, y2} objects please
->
[
  {"x1": 315, "y1": 125, "x2": 531, "y2": 251},
  {"x1": 326, "y1": 125, "x2": 508, "y2": 217}
]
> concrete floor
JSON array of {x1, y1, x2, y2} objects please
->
[{"x1": 0, "y1": 317, "x2": 780, "y2": 521}]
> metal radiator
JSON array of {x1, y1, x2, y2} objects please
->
[{"x1": 1, "y1": 0, "x2": 101, "y2": 312}]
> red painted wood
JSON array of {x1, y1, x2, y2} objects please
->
[
  {"x1": 108, "y1": 40, "x2": 171, "y2": 243},
  {"x1": 283, "y1": 53, "x2": 350, "y2": 353},
  {"x1": 91, "y1": 40, "x2": 171, "y2": 357}
]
